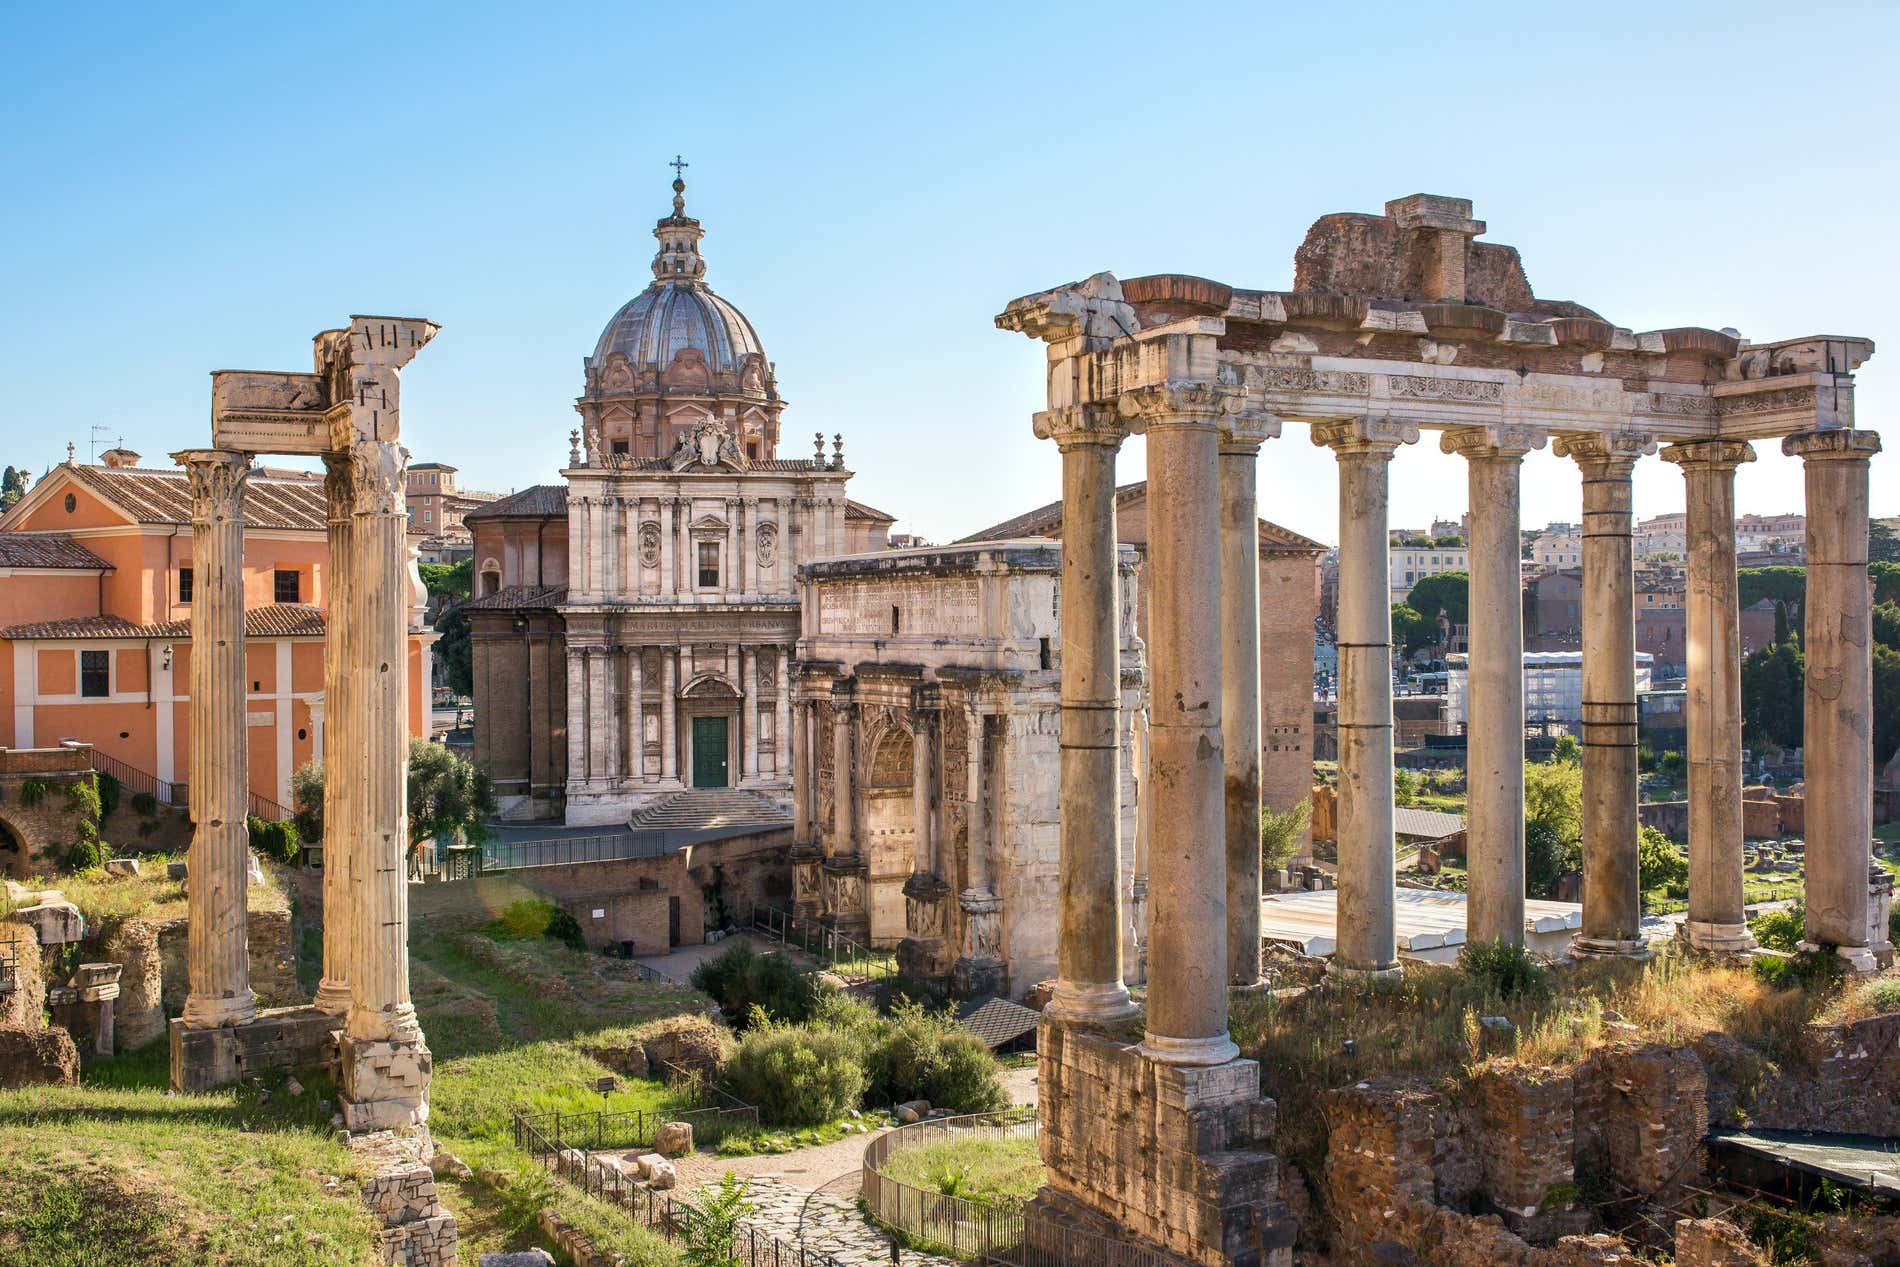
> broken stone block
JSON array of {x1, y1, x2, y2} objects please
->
[
  {"x1": 895, "y1": 1099, "x2": 930, "y2": 1123},
  {"x1": 653, "y1": 1121, "x2": 693, "y2": 1156},
  {"x1": 15, "y1": 897, "x2": 85, "y2": 946},
  {"x1": 645, "y1": 1158, "x2": 677, "y2": 1190},
  {"x1": 635, "y1": 1152, "x2": 666, "y2": 1180},
  {"x1": 167, "y1": 861, "x2": 188, "y2": 881},
  {"x1": 479, "y1": 1253, "x2": 556, "y2": 1267},
  {"x1": 103, "y1": 858, "x2": 141, "y2": 878}
]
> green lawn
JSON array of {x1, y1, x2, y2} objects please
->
[{"x1": 878, "y1": 1134, "x2": 1044, "y2": 1205}]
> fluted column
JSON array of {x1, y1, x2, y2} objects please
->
[
  {"x1": 339, "y1": 438, "x2": 429, "y2": 1132},
  {"x1": 775, "y1": 648, "x2": 793, "y2": 779},
  {"x1": 1555, "y1": 430, "x2": 1655, "y2": 959},
  {"x1": 1785, "y1": 428, "x2": 1883, "y2": 971},
  {"x1": 1313, "y1": 416, "x2": 1419, "y2": 982},
  {"x1": 743, "y1": 648, "x2": 761, "y2": 783},
  {"x1": 628, "y1": 647, "x2": 645, "y2": 784},
  {"x1": 825, "y1": 686, "x2": 869, "y2": 941},
  {"x1": 1035, "y1": 403, "x2": 1138, "y2": 1027},
  {"x1": 315, "y1": 451, "x2": 356, "y2": 1014},
  {"x1": 597, "y1": 648, "x2": 619, "y2": 786},
  {"x1": 660, "y1": 651, "x2": 679, "y2": 784},
  {"x1": 1128, "y1": 382, "x2": 1237, "y2": 1063},
  {"x1": 791, "y1": 691, "x2": 823, "y2": 921},
  {"x1": 1444, "y1": 425, "x2": 1543, "y2": 947},
  {"x1": 1220, "y1": 413, "x2": 1279, "y2": 988},
  {"x1": 175, "y1": 449, "x2": 256, "y2": 1028},
  {"x1": 1663, "y1": 439, "x2": 1758, "y2": 953}
]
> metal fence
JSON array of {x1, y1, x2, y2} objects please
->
[
  {"x1": 480, "y1": 832, "x2": 677, "y2": 871},
  {"x1": 625, "y1": 1185, "x2": 857, "y2": 1267},
  {"x1": 861, "y1": 1109, "x2": 1036, "y2": 1259},
  {"x1": 750, "y1": 905, "x2": 896, "y2": 984},
  {"x1": 86, "y1": 748, "x2": 185, "y2": 810},
  {"x1": 513, "y1": 1098, "x2": 760, "y2": 1162}
]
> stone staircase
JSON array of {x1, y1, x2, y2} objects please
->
[{"x1": 628, "y1": 788, "x2": 791, "y2": 833}]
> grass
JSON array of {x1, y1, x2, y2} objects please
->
[
  {"x1": 23, "y1": 853, "x2": 289, "y2": 929},
  {"x1": 715, "y1": 1113, "x2": 884, "y2": 1156},
  {"x1": 878, "y1": 1135, "x2": 1043, "y2": 1205},
  {"x1": 1233, "y1": 949, "x2": 1847, "y2": 1181}
]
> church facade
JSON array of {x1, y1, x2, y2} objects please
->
[{"x1": 465, "y1": 174, "x2": 892, "y2": 824}]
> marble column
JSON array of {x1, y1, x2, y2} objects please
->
[
  {"x1": 790, "y1": 692, "x2": 823, "y2": 921},
  {"x1": 315, "y1": 451, "x2": 355, "y2": 1014},
  {"x1": 955, "y1": 701, "x2": 1002, "y2": 996},
  {"x1": 1313, "y1": 416, "x2": 1419, "y2": 982},
  {"x1": 629, "y1": 647, "x2": 646, "y2": 784},
  {"x1": 743, "y1": 648, "x2": 761, "y2": 783},
  {"x1": 826, "y1": 686, "x2": 868, "y2": 940},
  {"x1": 1663, "y1": 439, "x2": 1758, "y2": 953},
  {"x1": 775, "y1": 649, "x2": 793, "y2": 778},
  {"x1": 174, "y1": 449, "x2": 257, "y2": 1028},
  {"x1": 1220, "y1": 413, "x2": 1278, "y2": 988},
  {"x1": 1784, "y1": 428, "x2": 1883, "y2": 971},
  {"x1": 1444, "y1": 425, "x2": 1543, "y2": 948},
  {"x1": 659, "y1": 501, "x2": 676, "y2": 600},
  {"x1": 1129, "y1": 383, "x2": 1236, "y2": 1063},
  {"x1": 1035, "y1": 403, "x2": 1137, "y2": 1027},
  {"x1": 1555, "y1": 430, "x2": 1654, "y2": 959},
  {"x1": 912, "y1": 691, "x2": 940, "y2": 875},
  {"x1": 339, "y1": 438, "x2": 429, "y2": 1132},
  {"x1": 660, "y1": 650, "x2": 679, "y2": 783}
]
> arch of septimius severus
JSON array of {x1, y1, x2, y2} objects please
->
[
  {"x1": 168, "y1": 316, "x2": 438, "y2": 1135},
  {"x1": 1003, "y1": 194, "x2": 1881, "y2": 1267}
]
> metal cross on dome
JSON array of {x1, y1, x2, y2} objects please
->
[{"x1": 669, "y1": 154, "x2": 689, "y2": 179}]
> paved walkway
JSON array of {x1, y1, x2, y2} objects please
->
[{"x1": 723, "y1": 1177, "x2": 958, "y2": 1267}]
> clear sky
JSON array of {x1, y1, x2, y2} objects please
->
[{"x1": 4, "y1": 2, "x2": 1896, "y2": 548}]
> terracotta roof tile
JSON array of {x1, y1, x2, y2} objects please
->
[
  {"x1": 65, "y1": 464, "x2": 328, "y2": 530},
  {"x1": 0, "y1": 533, "x2": 111, "y2": 570},
  {"x1": 461, "y1": 585, "x2": 568, "y2": 611},
  {"x1": 1, "y1": 604, "x2": 327, "y2": 641},
  {"x1": 463, "y1": 484, "x2": 567, "y2": 520},
  {"x1": 845, "y1": 499, "x2": 896, "y2": 523}
]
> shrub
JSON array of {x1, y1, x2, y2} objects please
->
[
  {"x1": 724, "y1": 1022, "x2": 864, "y2": 1126},
  {"x1": 95, "y1": 771, "x2": 121, "y2": 818},
  {"x1": 66, "y1": 837, "x2": 109, "y2": 871},
  {"x1": 494, "y1": 898, "x2": 586, "y2": 951},
  {"x1": 19, "y1": 778, "x2": 49, "y2": 808},
  {"x1": 675, "y1": 1171, "x2": 756, "y2": 1267},
  {"x1": 544, "y1": 905, "x2": 585, "y2": 951},
  {"x1": 690, "y1": 942, "x2": 825, "y2": 1028},
  {"x1": 1852, "y1": 978, "x2": 1900, "y2": 1016},
  {"x1": 1458, "y1": 939, "x2": 1545, "y2": 1001},
  {"x1": 247, "y1": 816, "x2": 301, "y2": 865},
  {"x1": 1261, "y1": 800, "x2": 1311, "y2": 873},
  {"x1": 1751, "y1": 905, "x2": 1805, "y2": 953},
  {"x1": 129, "y1": 791, "x2": 157, "y2": 817},
  {"x1": 863, "y1": 1003, "x2": 1006, "y2": 1113},
  {"x1": 1393, "y1": 769, "x2": 1419, "y2": 807},
  {"x1": 1638, "y1": 825, "x2": 1688, "y2": 895}
]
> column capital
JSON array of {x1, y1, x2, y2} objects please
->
[
  {"x1": 1310, "y1": 415, "x2": 1419, "y2": 455},
  {"x1": 1552, "y1": 428, "x2": 1656, "y2": 474},
  {"x1": 1439, "y1": 423, "x2": 1546, "y2": 461},
  {"x1": 1782, "y1": 428, "x2": 1882, "y2": 463},
  {"x1": 322, "y1": 449, "x2": 354, "y2": 523},
  {"x1": 909, "y1": 681, "x2": 943, "y2": 714},
  {"x1": 1661, "y1": 438, "x2": 1756, "y2": 472},
  {"x1": 1116, "y1": 381, "x2": 1238, "y2": 433},
  {"x1": 172, "y1": 449, "x2": 251, "y2": 521},
  {"x1": 1218, "y1": 410, "x2": 1282, "y2": 455},
  {"x1": 1033, "y1": 403, "x2": 1127, "y2": 451},
  {"x1": 343, "y1": 438, "x2": 409, "y2": 516}
]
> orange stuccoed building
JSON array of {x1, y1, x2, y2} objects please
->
[{"x1": 0, "y1": 450, "x2": 432, "y2": 814}]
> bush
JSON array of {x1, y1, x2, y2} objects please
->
[
  {"x1": 724, "y1": 1022, "x2": 864, "y2": 1126},
  {"x1": 66, "y1": 837, "x2": 109, "y2": 871},
  {"x1": 247, "y1": 816, "x2": 301, "y2": 865},
  {"x1": 1394, "y1": 769, "x2": 1419, "y2": 807},
  {"x1": 129, "y1": 791, "x2": 158, "y2": 817},
  {"x1": 1458, "y1": 939, "x2": 1545, "y2": 1000},
  {"x1": 863, "y1": 1003, "x2": 1006, "y2": 1113},
  {"x1": 1261, "y1": 800, "x2": 1311, "y2": 873},
  {"x1": 494, "y1": 898, "x2": 584, "y2": 950},
  {"x1": 95, "y1": 771, "x2": 121, "y2": 818},
  {"x1": 544, "y1": 905, "x2": 585, "y2": 951},
  {"x1": 690, "y1": 942, "x2": 825, "y2": 1028},
  {"x1": 1752, "y1": 905, "x2": 1805, "y2": 953},
  {"x1": 1637, "y1": 825, "x2": 1687, "y2": 896},
  {"x1": 1852, "y1": 978, "x2": 1900, "y2": 1016}
]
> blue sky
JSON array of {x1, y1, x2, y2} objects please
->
[{"x1": 4, "y1": 2, "x2": 1895, "y2": 547}]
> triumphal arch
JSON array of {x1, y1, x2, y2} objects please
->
[
  {"x1": 1000, "y1": 194, "x2": 1880, "y2": 1267},
  {"x1": 168, "y1": 316, "x2": 438, "y2": 1135}
]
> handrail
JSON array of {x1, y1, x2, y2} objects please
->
[
  {"x1": 749, "y1": 905, "x2": 897, "y2": 984},
  {"x1": 85, "y1": 748, "x2": 186, "y2": 810},
  {"x1": 860, "y1": 1109, "x2": 1038, "y2": 1259},
  {"x1": 480, "y1": 832, "x2": 677, "y2": 871}
]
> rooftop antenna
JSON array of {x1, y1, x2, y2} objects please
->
[{"x1": 88, "y1": 424, "x2": 113, "y2": 463}]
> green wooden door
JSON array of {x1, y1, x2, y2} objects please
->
[{"x1": 692, "y1": 716, "x2": 729, "y2": 787}]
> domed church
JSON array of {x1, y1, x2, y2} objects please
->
[{"x1": 464, "y1": 170, "x2": 895, "y2": 826}]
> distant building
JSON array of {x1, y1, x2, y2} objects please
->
[
  {"x1": 1446, "y1": 650, "x2": 1654, "y2": 733},
  {"x1": 1390, "y1": 541, "x2": 1469, "y2": 601},
  {"x1": 1530, "y1": 529, "x2": 1582, "y2": 569},
  {"x1": 405, "y1": 462, "x2": 502, "y2": 538}
]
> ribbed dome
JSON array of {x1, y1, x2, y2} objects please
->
[{"x1": 592, "y1": 282, "x2": 766, "y2": 372}]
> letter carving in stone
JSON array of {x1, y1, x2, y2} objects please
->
[
  {"x1": 185, "y1": 452, "x2": 249, "y2": 524},
  {"x1": 348, "y1": 440, "x2": 409, "y2": 515}
]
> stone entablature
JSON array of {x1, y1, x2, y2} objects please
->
[{"x1": 793, "y1": 541, "x2": 1143, "y2": 995}]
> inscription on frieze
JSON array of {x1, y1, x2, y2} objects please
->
[
  {"x1": 821, "y1": 577, "x2": 982, "y2": 636},
  {"x1": 1387, "y1": 374, "x2": 1503, "y2": 403},
  {"x1": 1253, "y1": 367, "x2": 1372, "y2": 395},
  {"x1": 1718, "y1": 386, "x2": 1818, "y2": 418}
]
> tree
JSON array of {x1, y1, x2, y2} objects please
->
[
  {"x1": 1433, "y1": 535, "x2": 1465, "y2": 548},
  {"x1": 1550, "y1": 734, "x2": 1582, "y2": 766},
  {"x1": 1637, "y1": 824, "x2": 1687, "y2": 898},
  {"x1": 291, "y1": 740, "x2": 494, "y2": 861},
  {"x1": 434, "y1": 605, "x2": 472, "y2": 697},
  {"x1": 1394, "y1": 769, "x2": 1420, "y2": 807},
  {"x1": 1391, "y1": 602, "x2": 1431, "y2": 655},
  {"x1": 1524, "y1": 757, "x2": 1583, "y2": 899},
  {"x1": 1260, "y1": 799, "x2": 1311, "y2": 873},
  {"x1": 0, "y1": 466, "x2": 24, "y2": 510},
  {"x1": 1739, "y1": 567, "x2": 1807, "y2": 642},
  {"x1": 418, "y1": 558, "x2": 472, "y2": 604},
  {"x1": 1876, "y1": 643, "x2": 1900, "y2": 767},
  {"x1": 1873, "y1": 560, "x2": 1900, "y2": 605},
  {"x1": 1871, "y1": 520, "x2": 1900, "y2": 565},
  {"x1": 1401, "y1": 534, "x2": 1433, "y2": 548},
  {"x1": 1742, "y1": 638, "x2": 1805, "y2": 750},
  {"x1": 1406, "y1": 571, "x2": 1469, "y2": 628}
]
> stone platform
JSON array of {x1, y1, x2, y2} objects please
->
[{"x1": 167, "y1": 1004, "x2": 337, "y2": 1093}]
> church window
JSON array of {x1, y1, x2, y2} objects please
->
[
  {"x1": 612, "y1": 440, "x2": 629, "y2": 455},
  {"x1": 1039, "y1": 637, "x2": 1052, "y2": 671},
  {"x1": 698, "y1": 542, "x2": 720, "y2": 587},
  {"x1": 178, "y1": 567, "x2": 193, "y2": 604},
  {"x1": 80, "y1": 650, "x2": 109, "y2": 698}
]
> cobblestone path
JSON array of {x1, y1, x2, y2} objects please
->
[{"x1": 717, "y1": 1176, "x2": 957, "y2": 1267}]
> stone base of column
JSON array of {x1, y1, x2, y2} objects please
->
[
  {"x1": 954, "y1": 889, "x2": 1005, "y2": 998},
  {"x1": 1681, "y1": 921, "x2": 1758, "y2": 954},
  {"x1": 1569, "y1": 936, "x2": 1652, "y2": 961},
  {"x1": 897, "y1": 872, "x2": 956, "y2": 981},
  {"x1": 790, "y1": 847, "x2": 823, "y2": 922},
  {"x1": 313, "y1": 980, "x2": 352, "y2": 1015},
  {"x1": 1325, "y1": 960, "x2": 1402, "y2": 987},
  {"x1": 1047, "y1": 980, "x2": 1141, "y2": 1030},
  {"x1": 338, "y1": 1033, "x2": 433, "y2": 1133},
  {"x1": 1798, "y1": 941, "x2": 1881, "y2": 975},
  {"x1": 1138, "y1": 1030, "x2": 1241, "y2": 1067},
  {"x1": 168, "y1": 1006, "x2": 337, "y2": 1093},
  {"x1": 181, "y1": 987, "x2": 258, "y2": 1029},
  {"x1": 1036, "y1": 1020, "x2": 1295, "y2": 1267},
  {"x1": 819, "y1": 857, "x2": 870, "y2": 944}
]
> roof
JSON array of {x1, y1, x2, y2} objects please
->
[
  {"x1": 1392, "y1": 806, "x2": 1466, "y2": 840},
  {"x1": 56, "y1": 463, "x2": 328, "y2": 531},
  {"x1": 593, "y1": 280, "x2": 766, "y2": 372},
  {"x1": 845, "y1": 499, "x2": 896, "y2": 524},
  {"x1": 959, "y1": 481, "x2": 1325, "y2": 552},
  {"x1": 1, "y1": 603, "x2": 327, "y2": 641},
  {"x1": 954, "y1": 995, "x2": 1040, "y2": 1050},
  {"x1": 409, "y1": 461, "x2": 456, "y2": 471},
  {"x1": 464, "y1": 484, "x2": 567, "y2": 520},
  {"x1": 461, "y1": 585, "x2": 568, "y2": 611},
  {"x1": 0, "y1": 533, "x2": 111, "y2": 570},
  {"x1": 1710, "y1": 1129, "x2": 1900, "y2": 1198}
]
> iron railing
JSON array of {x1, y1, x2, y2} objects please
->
[
  {"x1": 513, "y1": 1099, "x2": 760, "y2": 1160},
  {"x1": 86, "y1": 748, "x2": 185, "y2": 810},
  {"x1": 861, "y1": 1109, "x2": 1037, "y2": 1259},
  {"x1": 480, "y1": 832, "x2": 677, "y2": 871},
  {"x1": 750, "y1": 905, "x2": 896, "y2": 984}
]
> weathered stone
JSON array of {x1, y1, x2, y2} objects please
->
[
  {"x1": 103, "y1": 858, "x2": 140, "y2": 878},
  {"x1": 0, "y1": 1023, "x2": 79, "y2": 1087},
  {"x1": 895, "y1": 1100, "x2": 929, "y2": 1124},
  {"x1": 480, "y1": 1253, "x2": 556, "y2": 1267},
  {"x1": 1673, "y1": 1217, "x2": 1764, "y2": 1267},
  {"x1": 653, "y1": 1121, "x2": 693, "y2": 1156}
]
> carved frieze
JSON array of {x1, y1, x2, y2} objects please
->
[
  {"x1": 1387, "y1": 374, "x2": 1502, "y2": 403},
  {"x1": 347, "y1": 440, "x2": 408, "y2": 515},
  {"x1": 1254, "y1": 366, "x2": 1372, "y2": 396},
  {"x1": 1718, "y1": 386, "x2": 1818, "y2": 418}
]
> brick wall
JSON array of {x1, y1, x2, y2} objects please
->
[
  {"x1": 156, "y1": 908, "x2": 304, "y2": 1014},
  {"x1": 471, "y1": 610, "x2": 567, "y2": 820}
]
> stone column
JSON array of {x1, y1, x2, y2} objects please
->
[
  {"x1": 659, "y1": 501, "x2": 676, "y2": 600},
  {"x1": 1312, "y1": 416, "x2": 1419, "y2": 982},
  {"x1": 628, "y1": 647, "x2": 646, "y2": 784},
  {"x1": 1127, "y1": 383, "x2": 1236, "y2": 1063},
  {"x1": 315, "y1": 451, "x2": 355, "y2": 1014},
  {"x1": 675, "y1": 497, "x2": 690, "y2": 595},
  {"x1": 825, "y1": 685, "x2": 869, "y2": 940},
  {"x1": 1785, "y1": 428, "x2": 1883, "y2": 970},
  {"x1": 566, "y1": 648, "x2": 588, "y2": 786},
  {"x1": 597, "y1": 648, "x2": 619, "y2": 786},
  {"x1": 1555, "y1": 430, "x2": 1654, "y2": 959},
  {"x1": 339, "y1": 438, "x2": 430, "y2": 1132},
  {"x1": 775, "y1": 648, "x2": 793, "y2": 779},
  {"x1": 1220, "y1": 413, "x2": 1279, "y2": 988},
  {"x1": 1443, "y1": 425, "x2": 1543, "y2": 947},
  {"x1": 174, "y1": 449, "x2": 256, "y2": 1029},
  {"x1": 1035, "y1": 404, "x2": 1138, "y2": 1027},
  {"x1": 660, "y1": 650, "x2": 679, "y2": 784},
  {"x1": 743, "y1": 648, "x2": 761, "y2": 783},
  {"x1": 900, "y1": 686, "x2": 950, "y2": 978},
  {"x1": 954, "y1": 700, "x2": 1003, "y2": 996},
  {"x1": 1663, "y1": 439, "x2": 1758, "y2": 953}
]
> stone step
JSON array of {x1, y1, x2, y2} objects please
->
[{"x1": 628, "y1": 788, "x2": 791, "y2": 832}]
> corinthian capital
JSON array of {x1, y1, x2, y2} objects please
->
[
  {"x1": 1117, "y1": 382, "x2": 1238, "y2": 433},
  {"x1": 1033, "y1": 404, "x2": 1127, "y2": 452},
  {"x1": 1309, "y1": 416, "x2": 1419, "y2": 455},
  {"x1": 1781, "y1": 428, "x2": 1882, "y2": 463},
  {"x1": 1660, "y1": 439, "x2": 1756, "y2": 473},
  {"x1": 1220, "y1": 410, "x2": 1282, "y2": 455},
  {"x1": 346, "y1": 439, "x2": 409, "y2": 515},
  {"x1": 173, "y1": 449, "x2": 251, "y2": 523},
  {"x1": 1440, "y1": 423, "x2": 1547, "y2": 461},
  {"x1": 1552, "y1": 428, "x2": 1657, "y2": 475}
]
